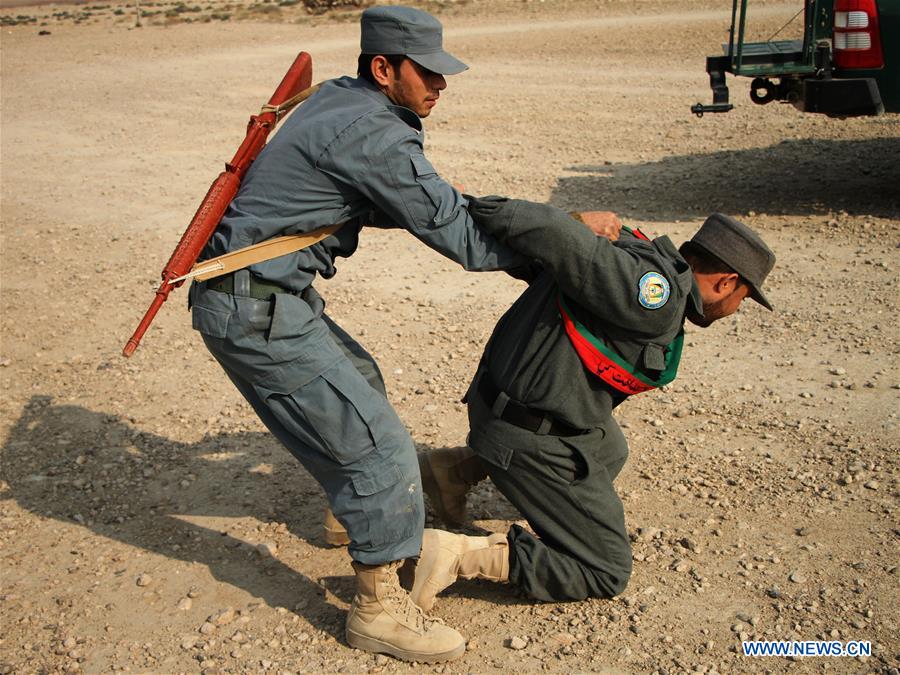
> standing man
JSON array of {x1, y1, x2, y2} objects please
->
[
  {"x1": 406, "y1": 200, "x2": 776, "y2": 609},
  {"x1": 189, "y1": 7, "x2": 532, "y2": 663}
]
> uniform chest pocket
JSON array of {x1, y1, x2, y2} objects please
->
[
  {"x1": 641, "y1": 343, "x2": 666, "y2": 371},
  {"x1": 408, "y1": 153, "x2": 458, "y2": 228},
  {"x1": 411, "y1": 153, "x2": 437, "y2": 179}
]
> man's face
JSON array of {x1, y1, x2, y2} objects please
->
[
  {"x1": 687, "y1": 279, "x2": 751, "y2": 327},
  {"x1": 382, "y1": 58, "x2": 447, "y2": 118}
]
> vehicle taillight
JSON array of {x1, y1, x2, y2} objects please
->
[{"x1": 833, "y1": 0, "x2": 884, "y2": 69}]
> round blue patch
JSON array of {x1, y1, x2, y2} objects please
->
[{"x1": 638, "y1": 271, "x2": 670, "y2": 309}]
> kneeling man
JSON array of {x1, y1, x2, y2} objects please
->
[{"x1": 410, "y1": 199, "x2": 776, "y2": 608}]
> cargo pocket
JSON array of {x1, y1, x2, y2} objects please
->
[
  {"x1": 352, "y1": 460, "x2": 403, "y2": 498},
  {"x1": 260, "y1": 360, "x2": 393, "y2": 467},
  {"x1": 351, "y1": 459, "x2": 419, "y2": 549}
]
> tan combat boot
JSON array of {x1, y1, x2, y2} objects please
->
[
  {"x1": 419, "y1": 446, "x2": 488, "y2": 527},
  {"x1": 410, "y1": 528, "x2": 509, "y2": 611},
  {"x1": 346, "y1": 560, "x2": 466, "y2": 663},
  {"x1": 323, "y1": 507, "x2": 351, "y2": 547}
]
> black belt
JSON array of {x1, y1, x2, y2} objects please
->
[
  {"x1": 206, "y1": 271, "x2": 292, "y2": 300},
  {"x1": 478, "y1": 376, "x2": 583, "y2": 437}
]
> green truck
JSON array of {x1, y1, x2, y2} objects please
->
[{"x1": 692, "y1": 0, "x2": 898, "y2": 117}]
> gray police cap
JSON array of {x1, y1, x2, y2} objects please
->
[
  {"x1": 360, "y1": 6, "x2": 468, "y2": 76},
  {"x1": 688, "y1": 213, "x2": 776, "y2": 310}
]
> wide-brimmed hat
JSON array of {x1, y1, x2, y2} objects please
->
[
  {"x1": 686, "y1": 213, "x2": 776, "y2": 310},
  {"x1": 360, "y1": 6, "x2": 468, "y2": 75}
]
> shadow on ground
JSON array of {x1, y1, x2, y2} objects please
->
[
  {"x1": 550, "y1": 136, "x2": 900, "y2": 222},
  {"x1": 0, "y1": 396, "x2": 523, "y2": 636},
  {"x1": 0, "y1": 396, "x2": 351, "y2": 638}
]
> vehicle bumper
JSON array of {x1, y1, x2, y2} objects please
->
[{"x1": 798, "y1": 77, "x2": 885, "y2": 116}]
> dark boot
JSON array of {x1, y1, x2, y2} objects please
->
[{"x1": 419, "y1": 446, "x2": 488, "y2": 527}]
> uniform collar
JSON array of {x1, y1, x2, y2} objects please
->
[
  {"x1": 652, "y1": 235, "x2": 704, "y2": 318},
  {"x1": 687, "y1": 276, "x2": 704, "y2": 318},
  {"x1": 346, "y1": 76, "x2": 423, "y2": 132}
]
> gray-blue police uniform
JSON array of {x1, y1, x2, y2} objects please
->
[{"x1": 189, "y1": 77, "x2": 524, "y2": 564}]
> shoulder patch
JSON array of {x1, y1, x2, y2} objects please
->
[{"x1": 638, "y1": 271, "x2": 670, "y2": 310}]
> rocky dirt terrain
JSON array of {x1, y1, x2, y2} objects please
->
[{"x1": 1, "y1": 0, "x2": 898, "y2": 673}]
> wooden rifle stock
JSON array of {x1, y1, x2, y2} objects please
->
[{"x1": 122, "y1": 51, "x2": 314, "y2": 357}]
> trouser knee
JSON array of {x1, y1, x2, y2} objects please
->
[
  {"x1": 586, "y1": 541, "x2": 632, "y2": 598},
  {"x1": 590, "y1": 564, "x2": 631, "y2": 598},
  {"x1": 333, "y1": 438, "x2": 424, "y2": 565}
]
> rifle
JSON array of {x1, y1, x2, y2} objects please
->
[{"x1": 122, "y1": 51, "x2": 315, "y2": 357}]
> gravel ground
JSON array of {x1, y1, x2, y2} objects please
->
[{"x1": 1, "y1": 1, "x2": 898, "y2": 673}]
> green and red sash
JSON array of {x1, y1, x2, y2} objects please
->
[
  {"x1": 558, "y1": 294, "x2": 683, "y2": 395},
  {"x1": 624, "y1": 225, "x2": 650, "y2": 241},
  {"x1": 556, "y1": 223, "x2": 683, "y2": 395}
]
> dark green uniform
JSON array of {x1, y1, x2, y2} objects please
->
[{"x1": 464, "y1": 197, "x2": 703, "y2": 601}]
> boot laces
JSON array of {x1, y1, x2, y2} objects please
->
[{"x1": 381, "y1": 577, "x2": 445, "y2": 633}]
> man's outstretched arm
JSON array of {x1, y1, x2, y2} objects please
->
[{"x1": 468, "y1": 196, "x2": 682, "y2": 335}]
